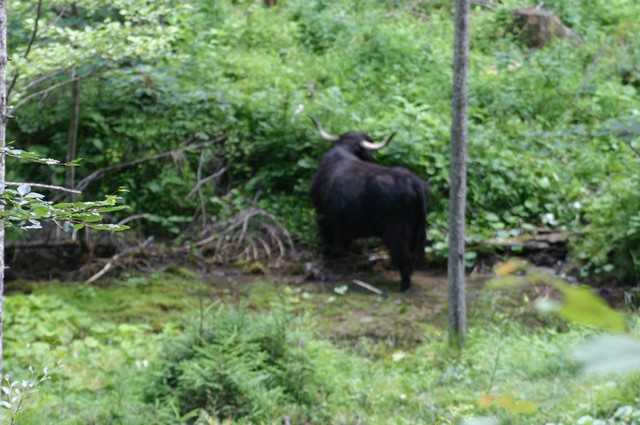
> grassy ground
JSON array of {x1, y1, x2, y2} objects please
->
[{"x1": 3, "y1": 270, "x2": 640, "y2": 424}]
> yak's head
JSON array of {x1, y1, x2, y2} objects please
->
[{"x1": 309, "y1": 116, "x2": 395, "y2": 162}]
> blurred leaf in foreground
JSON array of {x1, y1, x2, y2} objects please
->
[
  {"x1": 460, "y1": 417, "x2": 499, "y2": 425},
  {"x1": 493, "y1": 258, "x2": 528, "y2": 276},
  {"x1": 572, "y1": 335, "x2": 640, "y2": 375},
  {"x1": 478, "y1": 394, "x2": 536, "y2": 414},
  {"x1": 554, "y1": 282, "x2": 626, "y2": 332}
]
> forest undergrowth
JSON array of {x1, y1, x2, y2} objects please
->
[{"x1": 4, "y1": 271, "x2": 640, "y2": 424}]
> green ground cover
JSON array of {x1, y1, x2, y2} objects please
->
[{"x1": 4, "y1": 272, "x2": 639, "y2": 424}]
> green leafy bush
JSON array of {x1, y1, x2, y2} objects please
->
[
  {"x1": 572, "y1": 172, "x2": 640, "y2": 283},
  {"x1": 147, "y1": 304, "x2": 333, "y2": 423},
  {"x1": 7, "y1": 0, "x2": 640, "y2": 280}
]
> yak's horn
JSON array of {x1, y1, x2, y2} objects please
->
[
  {"x1": 309, "y1": 115, "x2": 340, "y2": 142},
  {"x1": 360, "y1": 133, "x2": 395, "y2": 151}
]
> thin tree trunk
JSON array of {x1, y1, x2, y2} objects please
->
[
  {"x1": 448, "y1": 0, "x2": 470, "y2": 347},
  {"x1": 0, "y1": 0, "x2": 8, "y2": 388},
  {"x1": 66, "y1": 70, "x2": 80, "y2": 203}
]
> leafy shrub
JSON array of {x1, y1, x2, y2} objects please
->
[
  {"x1": 3, "y1": 292, "x2": 162, "y2": 424},
  {"x1": 147, "y1": 303, "x2": 333, "y2": 423},
  {"x1": 7, "y1": 0, "x2": 640, "y2": 280},
  {"x1": 572, "y1": 172, "x2": 640, "y2": 283}
]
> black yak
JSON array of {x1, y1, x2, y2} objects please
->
[{"x1": 309, "y1": 117, "x2": 429, "y2": 291}]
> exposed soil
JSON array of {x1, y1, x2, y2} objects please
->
[{"x1": 6, "y1": 232, "x2": 635, "y2": 351}]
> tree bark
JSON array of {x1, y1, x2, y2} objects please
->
[
  {"x1": 0, "y1": 0, "x2": 7, "y2": 386},
  {"x1": 448, "y1": 0, "x2": 470, "y2": 347}
]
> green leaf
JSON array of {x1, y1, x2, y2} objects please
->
[
  {"x1": 52, "y1": 202, "x2": 77, "y2": 209},
  {"x1": 553, "y1": 282, "x2": 626, "y2": 332},
  {"x1": 21, "y1": 220, "x2": 42, "y2": 230},
  {"x1": 73, "y1": 214, "x2": 103, "y2": 222},
  {"x1": 17, "y1": 185, "x2": 31, "y2": 196},
  {"x1": 87, "y1": 224, "x2": 130, "y2": 231},
  {"x1": 464, "y1": 251, "x2": 478, "y2": 260},
  {"x1": 32, "y1": 206, "x2": 51, "y2": 218},
  {"x1": 24, "y1": 192, "x2": 45, "y2": 199},
  {"x1": 95, "y1": 206, "x2": 128, "y2": 213}
]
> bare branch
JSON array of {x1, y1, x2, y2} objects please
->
[
  {"x1": 85, "y1": 237, "x2": 153, "y2": 284},
  {"x1": 352, "y1": 279, "x2": 386, "y2": 296},
  {"x1": 76, "y1": 134, "x2": 227, "y2": 192},
  {"x1": 197, "y1": 206, "x2": 295, "y2": 266},
  {"x1": 24, "y1": 0, "x2": 43, "y2": 57},
  {"x1": 85, "y1": 259, "x2": 114, "y2": 284},
  {"x1": 623, "y1": 140, "x2": 640, "y2": 158},
  {"x1": 36, "y1": 6, "x2": 68, "y2": 38},
  {"x1": 185, "y1": 167, "x2": 228, "y2": 200},
  {"x1": 116, "y1": 213, "x2": 152, "y2": 227},
  {"x1": 255, "y1": 236, "x2": 272, "y2": 258},
  {"x1": 12, "y1": 67, "x2": 100, "y2": 111},
  {"x1": 15, "y1": 69, "x2": 66, "y2": 93},
  {"x1": 248, "y1": 238, "x2": 259, "y2": 261},
  {"x1": 196, "y1": 149, "x2": 207, "y2": 228},
  {"x1": 471, "y1": 0, "x2": 497, "y2": 8},
  {"x1": 7, "y1": 0, "x2": 43, "y2": 101},
  {"x1": 574, "y1": 51, "x2": 603, "y2": 102},
  {"x1": 4, "y1": 181, "x2": 81, "y2": 194}
]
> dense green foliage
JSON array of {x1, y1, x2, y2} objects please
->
[
  {"x1": 147, "y1": 304, "x2": 332, "y2": 423},
  {"x1": 7, "y1": 0, "x2": 640, "y2": 279},
  {"x1": 2, "y1": 275, "x2": 640, "y2": 424}
]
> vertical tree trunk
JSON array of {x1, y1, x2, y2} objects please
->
[
  {"x1": 0, "y1": 0, "x2": 8, "y2": 385},
  {"x1": 448, "y1": 0, "x2": 470, "y2": 347},
  {"x1": 66, "y1": 71, "x2": 80, "y2": 202}
]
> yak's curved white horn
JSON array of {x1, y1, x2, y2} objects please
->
[
  {"x1": 360, "y1": 133, "x2": 395, "y2": 151},
  {"x1": 309, "y1": 115, "x2": 340, "y2": 142}
]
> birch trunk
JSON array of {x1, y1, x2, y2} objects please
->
[
  {"x1": 0, "y1": 0, "x2": 7, "y2": 385},
  {"x1": 448, "y1": 0, "x2": 470, "y2": 347}
]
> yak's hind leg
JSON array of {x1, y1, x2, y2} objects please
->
[{"x1": 383, "y1": 229, "x2": 413, "y2": 292}]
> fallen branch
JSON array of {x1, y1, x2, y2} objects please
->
[
  {"x1": 197, "y1": 206, "x2": 295, "y2": 266},
  {"x1": 85, "y1": 237, "x2": 153, "y2": 284},
  {"x1": 352, "y1": 279, "x2": 386, "y2": 296},
  {"x1": 85, "y1": 258, "x2": 115, "y2": 284}
]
